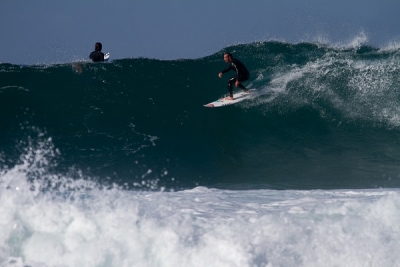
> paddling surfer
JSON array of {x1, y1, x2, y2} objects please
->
[
  {"x1": 89, "y1": 42, "x2": 105, "y2": 62},
  {"x1": 218, "y1": 52, "x2": 250, "y2": 100}
]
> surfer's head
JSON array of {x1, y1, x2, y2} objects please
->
[
  {"x1": 95, "y1": 42, "x2": 102, "y2": 52},
  {"x1": 224, "y1": 52, "x2": 232, "y2": 63}
]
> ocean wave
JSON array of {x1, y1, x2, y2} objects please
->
[{"x1": 1, "y1": 41, "x2": 400, "y2": 190}]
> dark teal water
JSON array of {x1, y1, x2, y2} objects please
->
[{"x1": 2, "y1": 41, "x2": 400, "y2": 190}]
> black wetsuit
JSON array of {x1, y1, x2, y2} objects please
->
[
  {"x1": 221, "y1": 58, "x2": 250, "y2": 97},
  {"x1": 89, "y1": 51, "x2": 105, "y2": 62}
]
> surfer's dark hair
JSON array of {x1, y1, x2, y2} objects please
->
[
  {"x1": 224, "y1": 52, "x2": 232, "y2": 58},
  {"x1": 95, "y1": 42, "x2": 102, "y2": 52}
]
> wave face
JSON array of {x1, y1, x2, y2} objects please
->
[{"x1": 2, "y1": 41, "x2": 400, "y2": 190}]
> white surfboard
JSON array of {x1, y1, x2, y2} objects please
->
[
  {"x1": 204, "y1": 89, "x2": 255, "y2": 108},
  {"x1": 104, "y1": 52, "x2": 110, "y2": 61}
]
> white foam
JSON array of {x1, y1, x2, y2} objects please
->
[
  {"x1": 245, "y1": 43, "x2": 400, "y2": 127},
  {"x1": 1, "y1": 160, "x2": 400, "y2": 267}
]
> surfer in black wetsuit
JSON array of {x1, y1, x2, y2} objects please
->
[
  {"x1": 218, "y1": 52, "x2": 250, "y2": 100},
  {"x1": 89, "y1": 42, "x2": 105, "y2": 62}
]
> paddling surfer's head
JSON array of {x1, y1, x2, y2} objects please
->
[{"x1": 95, "y1": 42, "x2": 102, "y2": 52}]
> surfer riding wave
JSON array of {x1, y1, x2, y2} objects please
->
[{"x1": 218, "y1": 52, "x2": 250, "y2": 100}]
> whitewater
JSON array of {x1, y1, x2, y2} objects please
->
[
  {"x1": 1, "y1": 151, "x2": 400, "y2": 266},
  {"x1": 2, "y1": 38, "x2": 400, "y2": 266}
]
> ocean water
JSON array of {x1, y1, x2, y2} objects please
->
[{"x1": 1, "y1": 41, "x2": 400, "y2": 266}]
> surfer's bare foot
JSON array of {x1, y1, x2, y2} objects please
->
[{"x1": 225, "y1": 96, "x2": 234, "y2": 100}]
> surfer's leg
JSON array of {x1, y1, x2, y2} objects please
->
[
  {"x1": 238, "y1": 75, "x2": 249, "y2": 92},
  {"x1": 237, "y1": 83, "x2": 248, "y2": 91},
  {"x1": 228, "y1": 77, "x2": 236, "y2": 98}
]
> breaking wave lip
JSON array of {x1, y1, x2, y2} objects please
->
[
  {"x1": 294, "y1": 30, "x2": 369, "y2": 50},
  {"x1": 240, "y1": 39, "x2": 400, "y2": 128}
]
